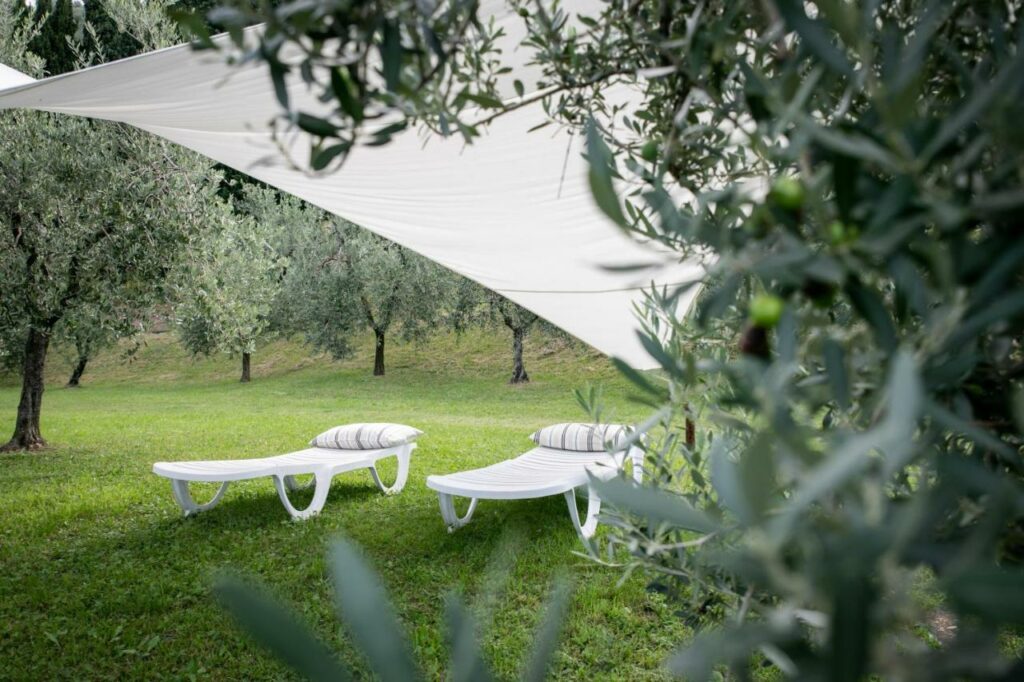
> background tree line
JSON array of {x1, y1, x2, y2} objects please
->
[{"x1": 174, "y1": 183, "x2": 551, "y2": 384}]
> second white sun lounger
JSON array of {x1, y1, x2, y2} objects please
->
[
  {"x1": 153, "y1": 423, "x2": 421, "y2": 520},
  {"x1": 426, "y1": 423, "x2": 642, "y2": 541}
]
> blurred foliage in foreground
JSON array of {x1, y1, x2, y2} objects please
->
[
  {"x1": 179, "y1": 0, "x2": 1024, "y2": 678},
  {"x1": 216, "y1": 537, "x2": 569, "y2": 682},
  {"x1": 581, "y1": 1, "x2": 1024, "y2": 680}
]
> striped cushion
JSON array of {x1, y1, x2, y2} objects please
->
[
  {"x1": 310, "y1": 423, "x2": 423, "y2": 450},
  {"x1": 529, "y1": 423, "x2": 630, "y2": 452}
]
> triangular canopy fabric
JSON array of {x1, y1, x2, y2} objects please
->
[{"x1": 0, "y1": 1, "x2": 703, "y2": 369}]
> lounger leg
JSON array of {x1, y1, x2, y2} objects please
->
[
  {"x1": 369, "y1": 446, "x2": 412, "y2": 495},
  {"x1": 565, "y1": 486, "x2": 602, "y2": 540},
  {"x1": 170, "y1": 479, "x2": 230, "y2": 517},
  {"x1": 437, "y1": 493, "x2": 478, "y2": 531},
  {"x1": 629, "y1": 445, "x2": 644, "y2": 484},
  {"x1": 273, "y1": 472, "x2": 332, "y2": 520},
  {"x1": 283, "y1": 475, "x2": 315, "y2": 492}
]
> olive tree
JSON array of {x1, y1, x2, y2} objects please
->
[
  {"x1": 2, "y1": 0, "x2": 210, "y2": 395},
  {"x1": 566, "y1": 3, "x2": 1024, "y2": 680},
  {"x1": 449, "y1": 280, "x2": 540, "y2": 384},
  {"x1": 184, "y1": 0, "x2": 1024, "y2": 678},
  {"x1": 175, "y1": 202, "x2": 285, "y2": 383},
  {"x1": 491, "y1": 294, "x2": 537, "y2": 384},
  {"x1": 0, "y1": 110, "x2": 223, "y2": 449},
  {"x1": 0, "y1": 1, "x2": 221, "y2": 450},
  {"x1": 280, "y1": 213, "x2": 452, "y2": 376},
  {"x1": 57, "y1": 299, "x2": 144, "y2": 388}
]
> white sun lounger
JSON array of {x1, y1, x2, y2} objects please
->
[
  {"x1": 153, "y1": 443, "x2": 415, "y2": 520},
  {"x1": 425, "y1": 444, "x2": 642, "y2": 541}
]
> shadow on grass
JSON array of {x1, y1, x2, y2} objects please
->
[{"x1": 151, "y1": 478, "x2": 387, "y2": 530}]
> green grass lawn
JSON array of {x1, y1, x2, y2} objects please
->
[{"x1": 0, "y1": 329, "x2": 689, "y2": 680}]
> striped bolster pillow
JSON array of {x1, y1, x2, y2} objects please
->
[
  {"x1": 310, "y1": 423, "x2": 423, "y2": 450},
  {"x1": 530, "y1": 423, "x2": 630, "y2": 452}
]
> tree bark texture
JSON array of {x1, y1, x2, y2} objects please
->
[
  {"x1": 373, "y1": 330, "x2": 386, "y2": 376},
  {"x1": 3, "y1": 328, "x2": 50, "y2": 451},
  {"x1": 240, "y1": 351, "x2": 251, "y2": 383},
  {"x1": 360, "y1": 289, "x2": 394, "y2": 378},
  {"x1": 510, "y1": 327, "x2": 529, "y2": 384},
  {"x1": 66, "y1": 354, "x2": 88, "y2": 388}
]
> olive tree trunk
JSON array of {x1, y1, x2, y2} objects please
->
[
  {"x1": 510, "y1": 327, "x2": 529, "y2": 384},
  {"x1": 240, "y1": 351, "x2": 251, "y2": 383},
  {"x1": 3, "y1": 328, "x2": 50, "y2": 451},
  {"x1": 66, "y1": 354, "x2": 88, "y2": 388},
  {"x1": 373, "y1": 330, "x2": 386, "y2": 376}
]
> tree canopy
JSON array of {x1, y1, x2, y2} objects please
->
[
  {"x1": 175, "y1": 192, "x2": 285, "y2": 383},
  {"x1": 275, "y1": 204, "x2": 454, "y2": 376}
]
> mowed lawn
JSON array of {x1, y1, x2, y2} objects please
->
[{"x1": 0, "y1": 330, "x2": 688, "y2": 680}]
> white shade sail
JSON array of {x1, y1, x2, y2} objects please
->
[{"x1": 0, "y1": 2, "x2": 703, "y2": 369}]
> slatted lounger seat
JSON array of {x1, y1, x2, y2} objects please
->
[
  {"x1": 153, "y1": 423, "x2": 421, "y2": 520},
  {"x1": 426, "y1": 423, "x2": 642, "y2": 541}
]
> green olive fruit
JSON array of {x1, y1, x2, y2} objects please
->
[
  {"x1": 640, "y1": 139, "x2": 659, "y2": 162},
  {"x1": 750, "y1": 294, "x2": 784, "y2": 328},
  {"x1": 827, "y1": 220, "x2": 847, "y2": 244},
  {"x1": 768, "y1": 177, "x2": 805, "y2": 211},
  {"x1": 827, "y1": 220, "x2": 861, "y2": 245}
]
